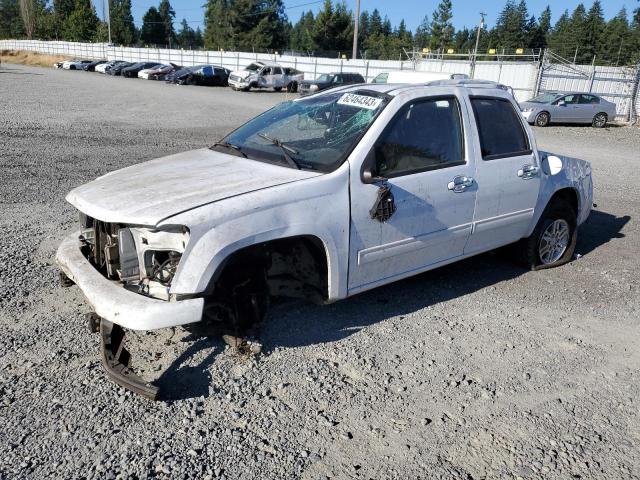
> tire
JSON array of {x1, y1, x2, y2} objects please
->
[
  {"x1": 592, "y1": 112, "x2": 607, "y2": 128},
  {"x1": 535, "y1": 111, "x2": 550, "y2": 127},
  {"x1": 521, "y1": 200, "x2": 577, "y2": 270},
  {"x1": 274, "y1": 87, "x2": 283, "y2": 92},
  {"x1": 286, "y1": 81, "x2": 298, "y2": 93}
]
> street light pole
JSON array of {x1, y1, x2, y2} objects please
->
[
  {"x1": 471, "y1": 12, "x2": 485, "y2": 79},
  {"x1": 105, "y1": 0, "x2": 112, "y2": 45},
  {"x1": 352, "y1": 0, "x2": 360, "y2": 60}
]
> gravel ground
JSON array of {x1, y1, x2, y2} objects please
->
[{"x1": 1, "y1": 63, "x2": 639, "y2": 480}]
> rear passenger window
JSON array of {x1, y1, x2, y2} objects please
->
[
  {"x1": 579, "y1": 94, "x2": 599, "y2": 104},
  {"x1": 375, "y1": 97, "x2": 464, "y2": 177},
  {"x1": 470, "y1": 98, "x2": 531, "y2": 160}
]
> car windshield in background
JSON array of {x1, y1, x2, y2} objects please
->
[
  {"x1": 220, "y1": 91, "x2": 389, "y2": 172},
  {"x1": 527, "y1": 93, "x2": 561, "y2": 103}
]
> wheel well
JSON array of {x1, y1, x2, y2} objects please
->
[
  {"x1": 548, "y1": 187, "x2": 579, "y2": 215},
  {"x1": 207, "y1": 235, "x2": 329, "y2": 303}
]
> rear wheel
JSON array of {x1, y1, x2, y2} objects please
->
[
  {"x1": 520, "y1": 200, "x2": 577, "y2": 270},
  {"x1": 592, "y1": 112, "x2": 607, "y2": 128},
  {"x1": 535, "y1": 111, "x2": 550, "y2": 127}
]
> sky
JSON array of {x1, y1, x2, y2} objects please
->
[{"x1": 105, "y1": 0, "x2": 635, "y2": 32}]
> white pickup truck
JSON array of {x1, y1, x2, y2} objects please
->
[
  {"x1": 228, "y1": 61, "x2": 304, "y2": 92},
  {"x1": 57, "y1": 80, "x2": 593, "y2": 398}
]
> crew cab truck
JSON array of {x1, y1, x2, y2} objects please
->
[
  {"x1": 228, "y1": 61, "x2": 304, "y2": 92},
  {"x1": 56, "y1": 80, "x2": 593, "y2": 399}
]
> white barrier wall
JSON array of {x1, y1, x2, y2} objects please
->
[{"x1": 2, "y1": 39, "x2": 638, "y2": 120}]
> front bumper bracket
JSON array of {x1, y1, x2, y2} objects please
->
[{"x1": 99, "y1": 317, "x2": 160, "y2": 400}]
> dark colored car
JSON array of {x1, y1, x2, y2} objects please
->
[
  {"x1": 106, "y1": 62, "x2": 134, "y2": 76},
  {"x1": 121, "y1": 62, "x2": 162, "y2": 78},
  {"x1": 83, "y1": 60, "x2": 108, "y2": 72},
  {"x1": 165, "y1": 65, "x2": 230, "y2": 86},
  {"x1": 298, "y1": 72, "x2": 365, "y2": 96}
]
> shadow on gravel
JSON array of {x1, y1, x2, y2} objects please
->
[
  {"x1": 575, "y1": 209, "x2": 630, "y2": 256},
  {"x1": 0, "y1": 67, "x2": 44, "y2": 75},
  {"x1": 153, "y1": 210, "x2": 627, "y2": 400},
  {"x1": 155, "y1": 336, "x2": 222, "y2": 402}
]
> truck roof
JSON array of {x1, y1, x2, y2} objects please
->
[{"x1": 323, "y1": 79, "x2": 513, "y2": 97}]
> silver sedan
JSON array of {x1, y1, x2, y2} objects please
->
[{"x1": 520, "y1": 92, "x2": 617, "y2": 128}]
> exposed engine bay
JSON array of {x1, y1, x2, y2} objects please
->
[{"x1": 78, "y1": 212, "x2": 188, "y2": 301}]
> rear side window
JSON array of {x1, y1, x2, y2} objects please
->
[
  {"x1": 470, "y1": 98, "x2": 531, "y2": 160},
  {"x1": 579, "y1": 94, "x2": 600, "y2": 104},
  {"x1": 353, "y1": 74, "x2": 365, "y2": 83},
  {"x1": 375, "y1": 97, "x2": 465, "y2": 177}
]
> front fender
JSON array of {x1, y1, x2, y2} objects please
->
[{"x1": 160, "y1": 164, "x2": 351, "y2": 301}]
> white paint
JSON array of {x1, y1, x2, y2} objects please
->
[{"x1": 58, "y1": 81, "x2": 594, "y2": 331}]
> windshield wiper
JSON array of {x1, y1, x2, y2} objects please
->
[
  {"x1": 212, "y1": 141, "x2": 247, "y2": 158},
  {"x1": 257, "y1": 133, "x2": 300, "y2": 170}
]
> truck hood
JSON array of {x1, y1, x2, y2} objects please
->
[
  {"x1": 230, "y1": 70, "x2": 253, "y2": 79},
  {"x1": 66, "y1": 148, "x2": 321, "y2": 226}
]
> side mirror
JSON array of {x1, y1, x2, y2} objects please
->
[
  {"x1": 558, "y1": 100, "x2": 566, "y2": 107},
  {"x1": 361, "y1": 150, "x2": 387, "y2": 184}
]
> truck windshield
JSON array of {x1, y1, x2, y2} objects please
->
[
  {"x1": 316, "y1": 74, "x2": 334, "y2": 82},
  {"x1": 220, "y1": 91, "x2": 389, "y2": 172},
  {"x1": 245, "y1": 63, "x2": 261, "y2": 71}
]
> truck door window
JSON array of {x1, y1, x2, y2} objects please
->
[
  {"x1": 273, "y1": 67, "x2": 282, "y2": 75},
  {"x1": 375, "y1": 97, "x2": 465, "y2": 178},
  {"x1": 470, "y1": 97, "x2": 531, "y2": 160}
]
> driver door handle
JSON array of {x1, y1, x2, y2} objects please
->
[
  {"x1": 518, "y1": 164, "x2": 539, "y2": 179},
  {"x1": 448, "y1": 175, "x2": 474, "y2": 193}
]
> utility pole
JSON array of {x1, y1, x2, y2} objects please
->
[
  {"x1": 105, "y1": 0, "x2": 112, "y2": 45},
  {"x1": 352, "y1": 0, "x2": 360, "y2": 60},
  {"x1": 470, "y1": 12, "x2": 485, "y2": 79}
]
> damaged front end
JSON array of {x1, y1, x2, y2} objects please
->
[{"x1": 77, "y1": 212, "x2": 189, "y2": 301}]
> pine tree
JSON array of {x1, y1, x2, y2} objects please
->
[
  {"x1": 110, "y1": 0, "x2": 136, "y2": 45},
  {"x1": 494, "y1": 0, "x2": 528, "y2": 49},
  {"x1": 602, "y1": 8, "x2": 632, "y2": 65},
  {"x1": 61, "y1": 0, "x2": 98, "y2": 41},
  {"x1": 158, "y1": 0, "x2": 175, "y2": 47},
  {"x1": 581, "y1": 0, "x2": 605, "y2": 63},
  {"x1": 193, "y1": 26, "x2": 203, "y2": 48},
  {"x1": 429, "y1": 0, "x2": 453, "y2": 51},
  {"x1": 312, "y1": 0, "x2": 352, "y2": 53},
  {"x1": 291, "y1": 10, "x2": 316, "y2": 52},
  {"x1": 414, "y1": 14, "x2": 430, "y2": 49},
  {"x1": 203, "y1": 0, "x2": 232, "y2": 50},
  {"x1": 139, "y1": 6, "x2": 164, "y2": 45},
  {"x1": 566, "y1": 4, "x2": 587, "y2": 61},
  {"x1": 0, "y1": 0, "x2": 23, "y2": 38},
  {"x1": 177, "y1": 18, "x2": 195, "y2": 47}
]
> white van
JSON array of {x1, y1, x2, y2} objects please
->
[{"x1": 371, "y1": 70, "x2": 469, "y2": 84}]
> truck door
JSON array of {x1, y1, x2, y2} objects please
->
[
  {"x1": 258, "y1": 67, "x2": 272, "y2": 87},
  {"x1": 348, "y1": 93, "x2": 477, "y2": 294},
  {"x1": 464, "y1": 96, "x2": 541, "y2": 255},
  {"x1": 271, "y1": 66, "x2": 284, "y2": 87}
]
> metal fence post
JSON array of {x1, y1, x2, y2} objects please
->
[
  {"x1": 365, "y1": 61, "x2": 369, "y2": 81},
  {"x1": 314, "y1": 57, "x2": 317, "y2": 77}
]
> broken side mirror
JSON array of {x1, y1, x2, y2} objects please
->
[{"x1": 361, "y1": 149, "x2": 387, "y2": 184}]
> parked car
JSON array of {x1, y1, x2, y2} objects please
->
[
  {"x1": 228, "y1": 61, "x2": 304, "y2": 92},
  {"x1": 371, "y1": 71, "x2": 469, "y2": 84},
  {"x1": 520, "y1": 91, "x2": 616, "y2": 128},
  {"x1": 165, "y1": 65, "x2": 230, "y2": 86},
  {"x1": 56, "y1": 79, "x2": 593, "y2": 399},
  {"x1": 95, "y1": 61, "x2": 122, "y2": 74},
  {"x1": 122, "y1": 62, "x2": 162, "y2": 78},
  {"x1": 106, "y1": 61, "x2": 133, "y2": 76},
  {"x1": 83, "y1": 60, "x2": 108, "y2": 72},
  {"x1": 298, "y1": 72, "x2": 365, "y2": 96},
  {"x1": 53, "y1": 61, "x2": 63, "y2": 69},
  {"x1": 62, "y1": 59, "x2": 93, "y2": 70},
  {"x1": 139, "y1": 63, "x2": 180, "y2": 80}
]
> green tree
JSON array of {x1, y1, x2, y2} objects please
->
[
  {"x1": 414, "y1": 14, "x2": 430, "y2": 49},
  {"x1": 581, "y1": 0, "x2": 605, "y2": 63},
  {"x1": 177, "y1": 18, "x2": 195, "y2": 47},
  {"x1": 312, "y1": 0, "x2": 352, "y2": 53},
  {"x1": 203, "y1": 0, "x2": 232, "y2": 50},
  {"x1": 158, "y1": 0, "x2": 175, "y2": 47},
  {"x1": 602, "y1": 8, "x2": 632, "y2": 65},
  {"x1": 494, "y1": 0, "x2": 528, "y2": 49},
  {"x1": 291, "y1": 10, "x2": 316, "y2": 51},
  {"x1": 110, "y1": 0, "x2": 136, "y2": 45},
  {"x1": 193, "y1": 26, "x2": 203, "y2": 47},
  {"x1": 428, "y1": 0, "x2": 454, "y2": 51},
  {"x1": 547, "y1": 9, "x2": 572, "y2": 57},
  {"x1": 528, "y1": 5, "x2": 551, "y2": 49},
  {"x1": 139, "y1": 6, "x2": 164, "y2": 45},
  {"x1": 0, "y1": 0, "x2": 24, "y2": 38},
  {"x1": 61, "y1": 0, "x2": 98, "y2": 41}
]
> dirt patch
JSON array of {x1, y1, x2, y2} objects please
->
[{"x1": 0, "y1": 49, "x2": 71, "y2": 68}]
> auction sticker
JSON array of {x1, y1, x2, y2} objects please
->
[{"x1": 337, "y1": 93, "x2": 383, "y2": 110}]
